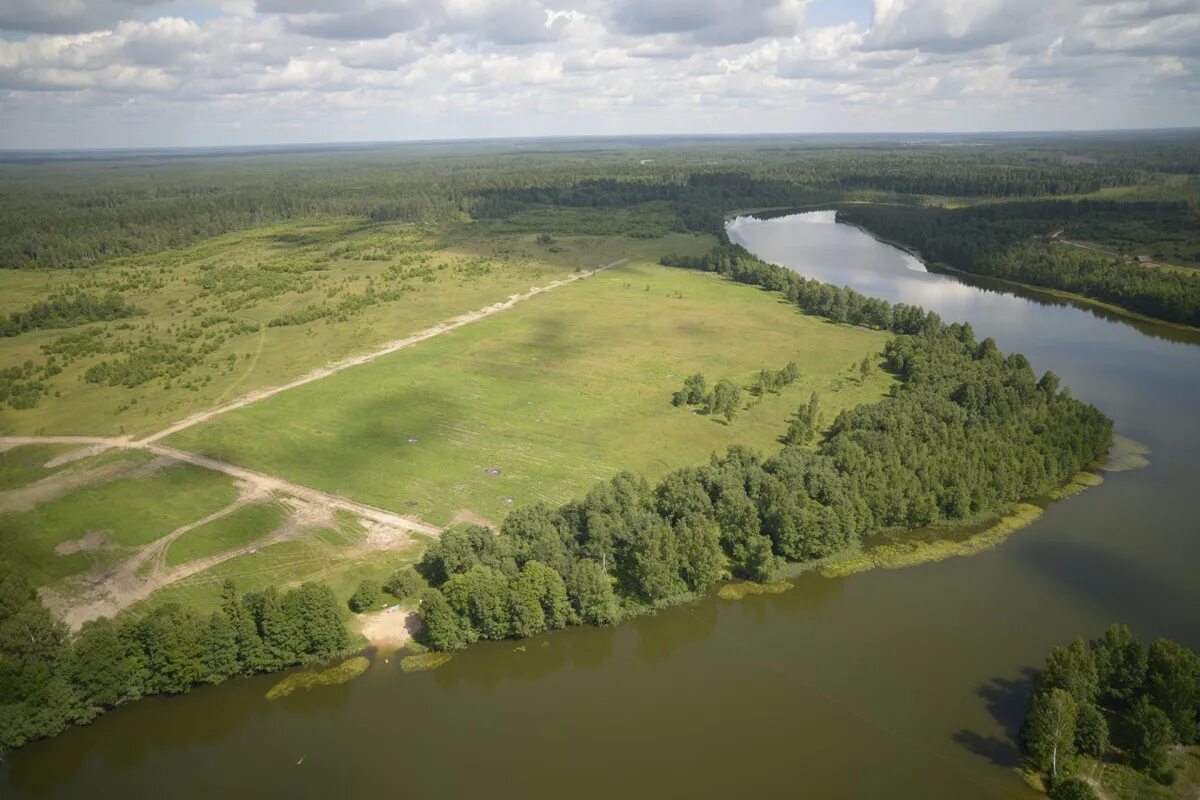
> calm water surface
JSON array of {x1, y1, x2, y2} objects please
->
[{"x1": 5, "y1": 211, "x2": 1199, "y2": 799}]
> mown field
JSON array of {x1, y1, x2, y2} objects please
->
[
  {"x1": 0, "y1": 209, "x2": 679, "y2": 436},
  {"x1": 168, "y1": 259, "x2": 895, "y2": 525}
]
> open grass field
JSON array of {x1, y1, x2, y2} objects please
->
[
  {"x1": 1, "y1": 229, "x2": 891, "y2": 626},
  {"x1": 168, "y1": 259, "x2": 895, "y2": 526},
  {"x1": 0, "y1": 455, "x2": 240, "y2": 586},
  {"x1": 0, "y1": 210, "x2": 689, "y2": 436},
  {"x1": 163, "y1": 500, "x2": 288, "y2": 567},
  {"x1": 0, "y1": 443, "x2": 80, "y2": 490}
]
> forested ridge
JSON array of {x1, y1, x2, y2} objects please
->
[
  {"x1": 412, "y1": 245, "x2": 1112, "y2": 651},
  {"x1": 838, "y1": 202, "x2": 1200, "y2": 327},
  {"x1": 0, "y1": 570, "x2": 351, "y2": 754}
]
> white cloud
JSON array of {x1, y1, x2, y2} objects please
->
[
  {"x1": 0, "y1": 0, "x2": 168, "y2": 35},
  {"x1": 0, "y1": 0, "x2": 1197, "y2": 147}
]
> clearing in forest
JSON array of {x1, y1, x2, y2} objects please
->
[{"x1": 167, "y1": 260, "x2": 895, "y2": 525}]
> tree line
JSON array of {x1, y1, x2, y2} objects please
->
[
  {"x1": 0, "y1": 567, "x2": 351, "y2": 755},
  {"x1": 8, "y1": 133, "x2": 1178, "y2": 272},
  {"x1": 1022, "y1": 626, "x2": 1199, "y2": 800},
  {"x1": 413, "y1": 246, "x2": 1111, "y2": 651},
  {"x1": 838, "y1": 201, "x2": 1200, "y2": 327}
]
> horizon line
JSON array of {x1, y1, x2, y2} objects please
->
[{"x1": 2, "y1": 126, "x2": 1198, "y2": 158}]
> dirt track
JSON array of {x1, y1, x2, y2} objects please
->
[
  {"x1": 6, "y1": 262, "x2": 625, "y2": 626},
  {"x1": 139, "y1": 261, "x2": 624, "y2": 444}
]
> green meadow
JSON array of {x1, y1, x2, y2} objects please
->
[
  {"x1": 168, "y1": 260, "x2": 894, "y2": 526},
  {"x1": 1, "y1": 457, "x2": 239, "y2": 586},
  {"x1": 163, "y1": 500, "x2": 288, "y2": 567},
  {"x1": 0, "y1": 215, "x2": 680, "y2": 437}
]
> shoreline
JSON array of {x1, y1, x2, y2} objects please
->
[
  {"x1": 926, "y1": 262, "x2": 1200, "y2": 335},
  {"x1": 835, "y1": 211, "x2": 1200, "y2": 335}
]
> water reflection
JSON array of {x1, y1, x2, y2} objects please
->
[{"x1": 729, "y1": 212, "x2": 1200, "y2": 349}]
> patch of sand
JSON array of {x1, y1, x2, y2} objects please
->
[
  {"x1": 358, "y1": 608, "x2": 420, "y2": 655},
  {"x1": 44, "y1": 443, "x2": 114, "y2": 469},
  {"x1": 359, "y1": 520, "x2": 412, "y2": 551}
]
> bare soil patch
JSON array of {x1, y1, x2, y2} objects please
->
[
  {"x1": 358, "y1": 608, "x2": 419, "y2": 655},
  {"x1": 54, "y1": 530, "x2": 111, "y2": 556},
  {"x1": 359, "y1": 521, "x2": 413, "y2": 552},
  {"x1": 44, "y1": 444, "x2": 114, "y2": 469}
]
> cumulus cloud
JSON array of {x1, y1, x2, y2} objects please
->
[
  {"x1": 0, "y1": 0, "x2": 1197, "y2": 147},
  {"x1": 0, "y1": 0, "x2": 169, "y2": 35},
  {"x1": 608, "y1": 0, "x2": 808, "y2": 44},
  {"x1": 257, "y1": 0, "x2": 568, "y2": 42},
  {"x1": 863, "y1": 0, "x2": 1064, "y2": 53}
]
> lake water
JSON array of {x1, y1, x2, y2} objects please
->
[{"x1": 5, "y1": 211, "x2": 1199, "y2": 799}]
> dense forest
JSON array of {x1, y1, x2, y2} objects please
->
[
  {"x1": 838, "y1": 202, "x2": 1200, "y2": 326},
  {"x1": 0, "y1": 569, "x2": 351, "y2": 754},
  {"x1": 412, "y1": 245, "x2": 1112, "y2": 651},
  {"x1": 3, "y1": 132, "x2": 1194, "y2": 272},
  {"x1": 1022, "y1": 627, "x2": 1200, "y2": 800}
]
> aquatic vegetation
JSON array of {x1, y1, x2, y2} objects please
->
[
  {"x1": 399, "y1": 652, "x2": 453, "y2": 672},
  {"x1": 265, "y1": 656, "x2": 370, "y2": 701},
  {"x1": 1048, "y1": 471, "x2": 1105, "y2": 500},
  {"x1": 1103, "y1": 435, "x2": 1152, "y2": 472},
  {"x1": 716, "y1": 581, "x2": 793, "y2": 600},
  {"x1": 819, "y1": 503, "x2": 1046, "y2": 578}
]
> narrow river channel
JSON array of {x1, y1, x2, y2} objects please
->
[{"x1": 4, "y1": 211, "x2": 1198, "y2": 799}]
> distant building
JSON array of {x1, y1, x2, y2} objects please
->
[
  {"x1": 1137, "y1": 255, "x2": 1153, "y2": 264},
  {"x1": 1122, "y1": 254, "x2": 1134, "y2": 262}
]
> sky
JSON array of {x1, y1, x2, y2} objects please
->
[{"x1": 0, "y1": 0, "x2": 1197, "y2": 149}]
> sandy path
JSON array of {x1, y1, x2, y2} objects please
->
[
  {"x1": 50, "y1": 494, "x2": 349, "y2": 629},
  {"x1": 139, "y1": 260, "x2": 624, "y2": 444}
]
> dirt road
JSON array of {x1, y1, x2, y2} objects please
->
[
  {"x1": 6, "y1": 258, "x2": 625, "y2": 625},
  {"x1": 139, "y1": 260, "x2": 624, "y2": 444}
]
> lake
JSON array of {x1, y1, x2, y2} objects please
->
[{"x1": 5, "y1": 210, "x2": 1199, "y2": 799}]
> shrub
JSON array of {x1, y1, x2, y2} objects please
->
[{"x1": 348, "y1": 580, "x2": 381, "y2": 613}]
